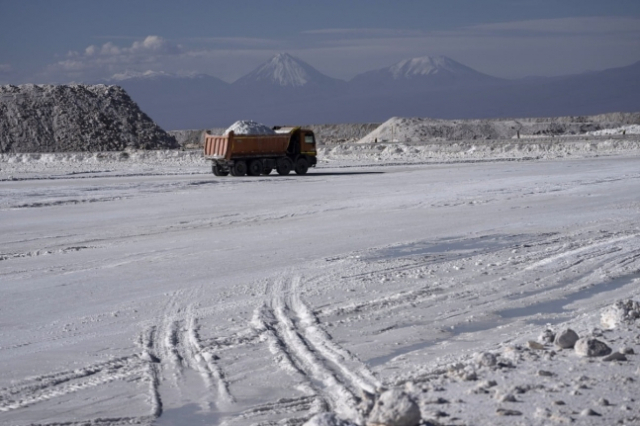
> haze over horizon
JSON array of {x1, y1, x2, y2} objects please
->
[{"x1": 1, "y1": 0, "x2": 640, "y2": 85}]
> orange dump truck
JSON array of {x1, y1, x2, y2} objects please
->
[{"x1": 203, "y1": 126, "x2": 317, "y2": 176}]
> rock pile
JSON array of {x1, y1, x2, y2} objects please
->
[
  {"x1": 601, "y1": 299, "x2": 640, "y2": 329},
  {"x1": 0, "y1": 84, "x2": 178, "y2": 153},
  {"x1": 357, "y1": 113, "x2": 640, "y2": 144},
  {"x1": 223, "y1": 120, "x2": 275, "y2": 136},
  {"x1": 305, "y1": 300, "x2": 640, "y2": 426}
]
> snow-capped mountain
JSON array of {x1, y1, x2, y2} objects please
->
[
  {"x1": 233, "y1": 53, "x2": 345, "y2": 89},
  {"x1": 386, "y1": 56, "x2": 488, "y2": 79},
  {"x1": 84, "y1": 55, "x2": 640, "y2": 130},
  {"x1": 350, "y1": 55, "x2": 503, "y2": 92}
]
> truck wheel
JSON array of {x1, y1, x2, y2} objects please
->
[
  {"x1": 261, "y1": 168, "x2": 273, "y2": 175},
  {"x1": 212, "y1": 164, "x2": 229, "y2": 176},
  {"x1": 276, "y1": 158, "x2": 293, "y2": 175},
  {"x1": 295, "y1": 158, "x2": 309, "y2": 175},
  {"x1": 248, "y1": 159, "x2": 263, "y2": 176},
  {"x1": 230, "y1": 161, "x2": 247, "y2": 176}
]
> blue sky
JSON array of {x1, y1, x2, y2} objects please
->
[{"x1": 1, "y1": 0, "x2": 639, "y2": 84}]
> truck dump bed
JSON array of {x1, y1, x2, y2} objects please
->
[{"x1": 204, "y1": 131, "x2": 290, "y2": 161}]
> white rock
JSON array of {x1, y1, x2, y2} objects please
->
[
  {"x1": 527, "y1": 340, "x2": 545, "y2": 350},
  {"x1": 496, "y1": 393, "x2": 517, "y2": 403},
  {"x1": 475, "y1": 352, "x2": 497, "y2": 367},
  {"x1": 366, "y1": 389, "x2": 421, "y2": 426},
  {"x1": 580, "y1": 408, "x2": 601, "y2": 416},
  {"x1": 574, "y1": 338, "x2": 612, "y2": 357},
  {"x1": 223, "y1": 120, "x2": 276, "y2": 136},
  {"x1": 534, "y1": 407, "x2": 551, "y2": 418},
  {"x1": 601, "y1": 299, "x2": 640, "y2": 329},
  {"x1": 554, "y1": 329, "x2": 579, "y2": 349}
]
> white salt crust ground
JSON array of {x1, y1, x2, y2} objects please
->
[
  {"x1": 1, "y1": 136, "x2": 640, "y2": 426},
  {"x1": 2, "y1": 134, "x2": 640, "y2": 181},
  {"x1": 587, "y1": 124, "x2": 640, "y2": 136}
]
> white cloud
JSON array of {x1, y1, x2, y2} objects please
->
[
  {"x1": 131, "y1": 35, "x2": 181, "y2": 54},
  {"x1": 100, "y1": 42, "x2": 121, "y2": 56},
  {"x1": 467, "y1": 17, "x2": 640, "y2": 35},
  {"x1": 301, "y1": 28, "x2": 424, "y2": 37},
  {"x1": 44, "y1": 36, "x2": 185, "y2": 82}
]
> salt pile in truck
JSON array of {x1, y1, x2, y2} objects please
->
[{"x1": 203, "y1": 125, "x2": 318, "y2": 176}]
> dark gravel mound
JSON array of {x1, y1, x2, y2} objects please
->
[{"x1": 0, "y1": 84, "x2": 178, "y2": 153}]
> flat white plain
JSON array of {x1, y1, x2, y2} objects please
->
[{"x1": 1, "y1": 141, "x2": 640, "y2": 425}]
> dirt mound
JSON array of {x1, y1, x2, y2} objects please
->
[
  {"x1": 305, "y1": 123, "x2": 380, "y2": 144},
  {"x1": 0, "y1": 84, "x2": 178, "y2": 153},
  {"x1": 358, "y1": 114, "x2": 640, "y2": 143}
]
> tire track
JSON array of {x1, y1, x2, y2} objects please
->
[
  {"x1": 289, "y1": 278, "x2": 381, "y2": 394},
  {"x1": 143, "y1": 287, "x2": 235, "y2": 413},
  {"x1": 523, "y1": 233, "x2": 636, "y2": 271},
  {"x1": 232, "y1": 395, "x2": 317, "y2": 421},
  {"x1": 185, "y1": 315, "x2": 235, "y2": 405},
  {"x1": 251, "y1": 304, "x2": 317, "y2": 397},
  {"x1": 17, "y1": 416, "x2": 156, "y2": 426},
  {"x1": 252, "y1": 276, "x2": 380, "y2": 423},
  {"x1": 316, "y1": 283, "x2": 443, "y2": 318},
  {"x1": 0, "y1": 355, "x2": 145, "y2": 413},
  {"x1": 137, "y1": 326, "x2": 162, "y2": 418}
]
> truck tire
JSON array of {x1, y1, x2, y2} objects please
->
[
  {"x1": 230, "y1": 161, "x2": 247, "y2": 176},
  {"x1": 248, "y1": 159, "x2": 263, "y2": 176},
  {"x1": 212, "y1": 164, "x2": 229, "y2": 176},
  {"x1": 276, "y1": 158, "x2": 293, "y2": 175},
  {"x1": 295, "y1": 158, "x2": 309, "y2": 175}
]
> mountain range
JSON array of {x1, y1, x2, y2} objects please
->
[{"x1": 99, "y1": 53, "x2": 640, "y2": 130}]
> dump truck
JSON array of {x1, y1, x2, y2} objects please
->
[{"x1": 203, "y1": 126, "x2": 317, "y2": 176}]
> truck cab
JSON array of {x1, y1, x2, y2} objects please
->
[{"x1": 274, "y1": 127, "x2": 317, "y2": 172}]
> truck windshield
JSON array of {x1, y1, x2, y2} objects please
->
[{"x1": 304, "y1": 134, "x2": 315, "y2": 145}]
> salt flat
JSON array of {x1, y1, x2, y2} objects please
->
[{"x1": 1, "y1": 152, "x2": 640, "y2": 425}]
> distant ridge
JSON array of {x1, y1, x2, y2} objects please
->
[
  {"x1": 350, "y1": 55, "x2": 503, "y2": 92},
  {"x1": 85, "y1": 54, "x2": 640, "y2": 129},
  {"x1": 108, "y1": 70, "x2": 216, "y2": 82}
]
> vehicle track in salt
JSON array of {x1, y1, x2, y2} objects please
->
[
  {"x1": 0, "y1": 287, "x2": 235, "y2": 424},
  {"x1": 251, "y1": 276, "x2": 381, "y2": 423},
  {"x1": 0, "y1": 355, "x2": 146, "y2": 414},
  {"x1": 146, "y1": 287, "x2": 235, "y2": 408},
  {"x1": 291, "y1": 231, "x2": 640, "y2": 363}
]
